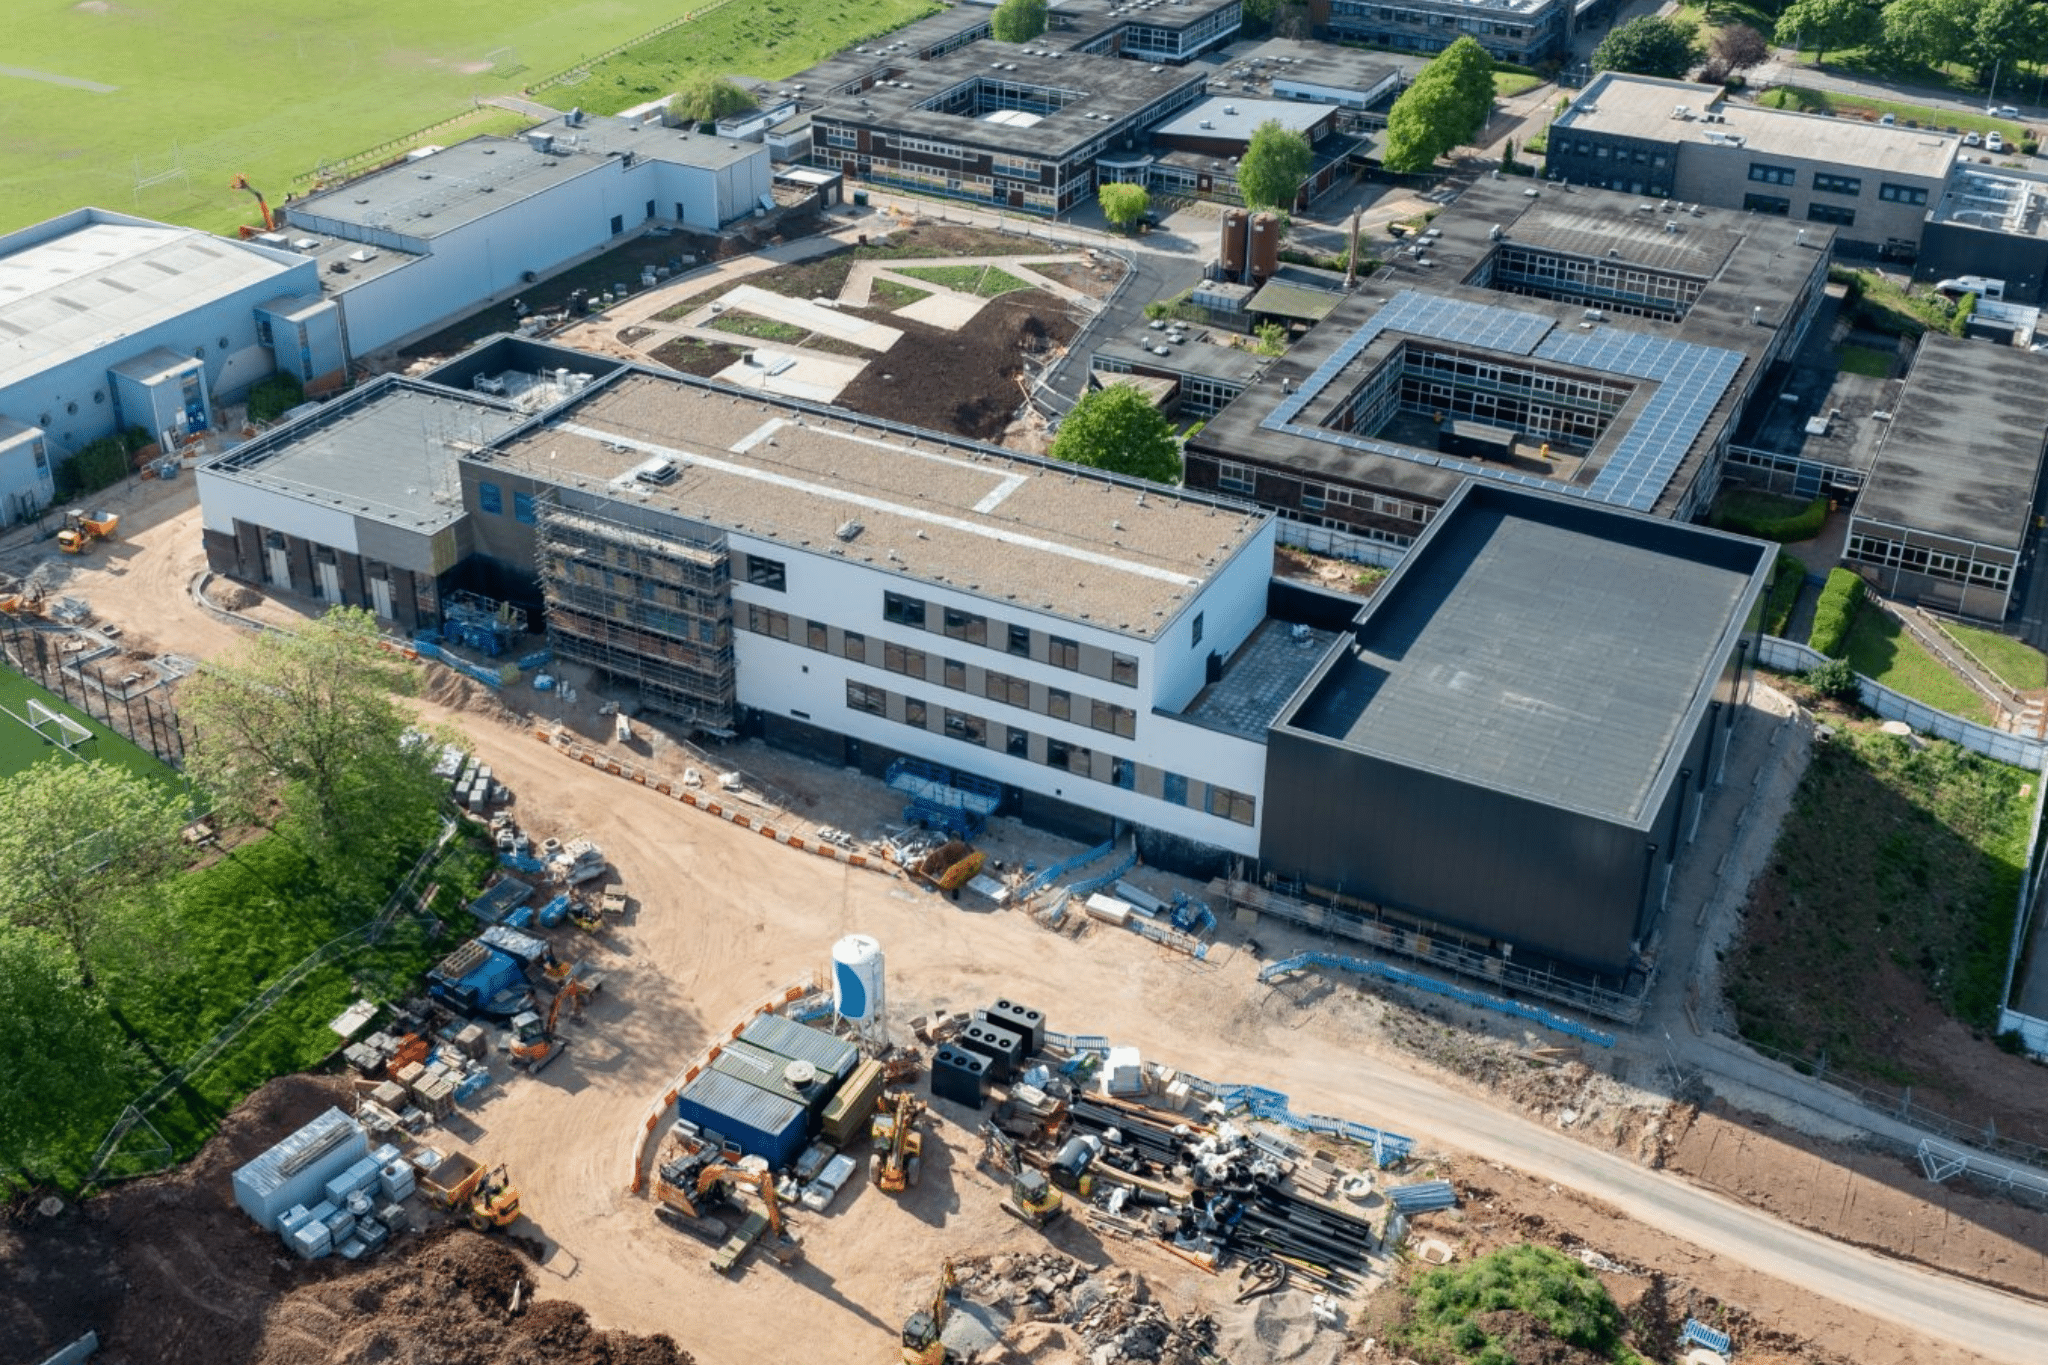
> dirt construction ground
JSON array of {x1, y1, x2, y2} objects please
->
[{"x1": 9, "y1": 478, "x2": 2048, "y2": 1365}]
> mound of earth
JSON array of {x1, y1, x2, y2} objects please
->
[{"x1": 834, "y1": 291, "x2": 1072, "y2": 441}]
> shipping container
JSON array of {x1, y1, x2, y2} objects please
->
[
  {"x1": 820, "y1": 1057, "x2": 886, "y2": 1145},
  {"x1": 232, "y1": 1108, "x2": 369, "y2": 1230},
  {"x1": 738, "y1": 1013, "x2": 859, "y2": 1081},
  {"x1": 711, "y1": 1039, "x2": 831, "y2": 1124},
  {"x1": 676, "y1": 1067, "x2": 807, "y2": 1170}
]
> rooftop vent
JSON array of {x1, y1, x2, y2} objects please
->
[{"x1": 835, "y1": 519, "x2": 865, "y2": 542}]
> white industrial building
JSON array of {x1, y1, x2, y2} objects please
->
[
  {"x1": 282, "y1": 111, "x2": 773, "y2": 357},
  {"x1": 0, "y1": 207, "x2": 338, "y2": 521}
]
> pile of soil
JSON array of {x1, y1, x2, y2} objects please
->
[
  {"x1": 1, "y1": 1076, "x2": 692, "y2": 1365},
  {"x1": 835, "y1": 291, "x2": 1073, "y2": 441}
]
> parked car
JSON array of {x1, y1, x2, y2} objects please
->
[
  {"x1": 1988, "y1": 131, "x2": 2006, "y2": 153},
  {"x1": 1989, "y1": 105, "x2": 2020, "y2": 119},
  {"x1": 1964, "y1": 130, "x2": 1983, "y2": 147}
]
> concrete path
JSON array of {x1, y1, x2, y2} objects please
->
[{"x1": 705, "y1": 284, "x2": 901, "y2": 349}]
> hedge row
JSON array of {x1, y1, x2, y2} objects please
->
[
  {"x1": 1809, "y1": 567, "x2": 1866, "y2": 658},
  {"x1": 247, "y1": 372, "x2": 305, "y2": 425},
  {"x1": 1764, "y1": 552, "x2": 1806, "y2": 637},
  {"x1": 1716, "y1": 494, "x2": 1827, "y2": 543},
  {"x1": 53, "y1": 427, "x2": 149, "y2": 503}
]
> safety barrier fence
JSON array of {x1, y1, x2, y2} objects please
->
[
  {"x1": 1178, "y1": 1075, "x2": 1414, "y2": 1167},
  {"x1": 0, "y1": 623, "x2": 187, "y2": 767},
  {"x1": 1018, "y1": 838, "x2": 1115, "y2": 899},
  {"x1": 523, "y1": 0, "x2": 744, "y2": 97},
  {"x1": 1260, "y1": 951, "x2": 1617, "y2": 1049}
]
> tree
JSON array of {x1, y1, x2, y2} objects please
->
[
  {"x1": 1424, "y1": 35, "x2": 1497, "y2": 139},
  {"x1": 1380, "y1": 37, "x2": 1495, "y2": 173},
  {"x1": 1252, "y1": 322, "x2": 1288, "y2": 356},
  {"x1": 1050, "y1": 384, "x2": 1182, "y2": 484},
  {"x1": 0, "y1": 758, "x2": 189, "y2": 987},
  {"x1": 1593, "y1": 15, "x2": 1701, "y2": 78},
  {"x1": 0, "y1": 923, "x2": 133, "y2": 1184},
  {"x1": 1394, "y1": 1245, "x2": 1634, "y2": 1364},
  {"x1": 1971, "y1": 0, "x2": 2046, "y2": 83},
  {"x1": 1774, "y1": 0, "x2": 1881, "y2": 64},
  {"x1": 1710, "y1": 23, "x2": 1771, "y2": 73},
  {"x1": 991, "y1": 0, "x2": 1048, "y2": 43},
  {"x1": 668, "y1": 74, "x2": 756, "y2": 127},
  {"x1": 1098, "y1": 182, "x2": 1151, "y2": 233},
  {"x1": 1880, "y1": 0, "x2": 1972, "y2": 72},
  {"x1": 180, "y1": 608, "x2": 447, "y2": 871},
  {"x1": 1237, "y1": 120, "x2": 1312, "y2": 213}
]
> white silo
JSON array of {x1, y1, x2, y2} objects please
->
[{"x1": 831, "y1": 933, "x2": 886, "y2": 1024}]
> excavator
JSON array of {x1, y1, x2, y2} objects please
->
[
  {"x1": 230, "y1": 174, "x2": 276, "y2": 238},
  {"x1": 899, "y1": 1259, "x2": 960, "y2": 1365},
  {"x1": 870, "y1": 1090, "x2": 925, "y2": 1194},
  {"x1": 56, "y1": 509, "x2": 119, "y2": 555},
  {"x1": 654, "y1": 1158, "x2": 803, "y2": 1271},
  {"x1": 508, "y1": 975, "x2": 595, "y2": 1072},
  {"x1": 978, "y1": 1121, "x2": 1063, "y2": 1228}
]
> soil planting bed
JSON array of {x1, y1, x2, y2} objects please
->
[{"x1": 834, "y1": 291, "x2": 1072, "y2": 440}]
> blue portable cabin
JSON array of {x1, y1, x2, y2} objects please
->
[
  {"x1": 427, "y1": 937, "x2": 534, "y2": 1018},
  {"x1": 675, "y1": 1068, "x2": 807, "y2": 1170}
]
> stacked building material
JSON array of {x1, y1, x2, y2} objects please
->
[{"x1": 232, "y1": 1108, "x2": 369, "y2": 1230}]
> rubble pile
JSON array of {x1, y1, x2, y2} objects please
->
[{"x1": 955, "y1": 1253, "x2": 1220, "y2": 1365}]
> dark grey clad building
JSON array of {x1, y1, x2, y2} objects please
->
[{"x1": 1262, "y1": 482, "x2": 1771, "y2": 976}]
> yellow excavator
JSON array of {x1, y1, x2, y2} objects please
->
[
  {"x1": 870, "y1": 1090, "x2": 925, "y2": 1194},
  {"x1": 978, "y1": 1121, "x2": 1063, "y2": 1228},
  {"x1": 900, "y1": 1259, "x2": 960, "y2": 1365}
]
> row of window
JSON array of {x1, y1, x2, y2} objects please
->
[
  {"x1": 742, "y1": 605, "x2": 1141, "y2": 736},
  {"x1": 476, "y1": 482, "x2": 538, "y2": 525},
  {"x1": 1742, "y1": 194, "x2": 1858, "y2": 227},
  {"x1": 882, "y1": 590, "x2": 1141, "y2": 683},
  {"x1": 844, "y1": 680, "x2": 1257, "y2": 824},
  {"x1": 1748, "y1": 162, "x2": 1929, "y2": 205},
  {"x1": 1845, "y1": 534, "x2": 2013, "y2": 589}
]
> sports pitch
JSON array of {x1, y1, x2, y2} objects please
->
[
  {"x1": 0, "y1": 666, "x2": 174, "y2": 786},
  {"x1": 1, "y1": 0, "x2": 936, "y2": 240}
]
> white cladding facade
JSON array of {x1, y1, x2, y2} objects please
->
[{"x1": 726, "y1": 520, "x2": 1275, "y2": 856}]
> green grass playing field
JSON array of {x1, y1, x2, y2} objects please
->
[
  {"x1": 0, "y1": 666, "x2": 177, "y2": 787},
  {"x1": 0, "y1": 0, "x2": 932, "y2": 239}
]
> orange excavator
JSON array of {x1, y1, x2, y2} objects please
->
[
  {"x1": 508, "y1": 975, "x2": 595, "y2": 1072},
  {"x1": 654, "y1": 1158, "x2": 802, "y2": 1271},
  {"x1": 900, "y1": 1259, "x2": 961, "y2": 1365},
  {"x1": 230, "y1": 174, "x2": 276, "y2": 238}
]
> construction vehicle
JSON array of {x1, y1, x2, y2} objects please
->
[
  {"x1": 508, "y1": 974, "x2": 596, "y2": 1072},
  {"x1": 899, "y1": 1260, "x2": 960, "y2": 1365},
  {"x1": 417, "y1": 1153, "x2": 521, "y2": 1231},
  {"x1": 230, "y1": 174, "x2": 276, "y2": 237},
  {"x1": 978, "y1": 1121, "x2": 1063, "y2": 1228},
  {"x1": 566, "y1": 893, "x2": 604, "y2": 933},
  {"x1": 0, "y1": 577, "x2": 44, "y2": 618},
  {"x1": 598, "y1": 885, "x2": 630, "y2": 920},
  {"x1": 870, "y1": 1090, "x2": 925, "y2": 1193},
  {"x1": 56, "y1": 510, "x2": 119, "y2": 555},
  {"x1": 654, "y1": 1155, "x2": 802, "y2": 1271}
]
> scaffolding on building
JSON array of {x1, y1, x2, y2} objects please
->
[
  {"x1": 886, "y1": 757, "x2": 1001, "y2": 839},
  {"x1": 534, "y1": 496, "x2": 736, "y2": 731}
]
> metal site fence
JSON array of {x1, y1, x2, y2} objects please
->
[
  {"x1": 521, "y1": 0, "x2": 745, "y2": 98},
  {"x1": 0, "y1": 624, "x2": 186, "y2": 768},
  {"x1": 1741, "y1": 1033, "x2": 2048, "y2": 1180}
]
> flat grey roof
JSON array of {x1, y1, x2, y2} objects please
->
[
  {"x1": 785, "y1": 9, "x2": 995, "y2": 98},
  {"x1": 1853, "y1": 334, "x2": 2048, "y2": 551},
  {"x1": 0, "y1": 214, "x2": 299, "y2": 391},
  {"x1": 481, "y1": 369, "x2": 1267, "y2": 639},
  {"x1": 1093, "y1": 324, "x2": 1271, "y2": 384},
  {"x1": 205, "y1": 377, "x2": 524, "y2": 535},
  {"x1": 1555, "y1": 71, "x2": 1957, "y2": 180},
  {"x1": 1155, "y1": 96, "x2": 1325, "y2": 142},
  {"x1": 1181, "y1": 616, "x2": 1341, "y2": 740},
  {"x1": 1213, "y1": 38, "x2": 1402, "y2": 99},
  {"x1": 1282, "y1": 484, "x2": 1767, "y2": 826}
]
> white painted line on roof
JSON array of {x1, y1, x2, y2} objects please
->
[
  {"x1": 558, "y1": 421, "x2": 1197, "y2": 587},
  {"x1": 733, "y1": 418, "x2": 784, "y2": 453},
  {"x1": 972, "y1": 474, "x2": 1030, "y2": 514}
]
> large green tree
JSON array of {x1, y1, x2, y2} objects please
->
[
  {"x1": 0, "y1": 758, "x2": 189, "y2": 987},
  {"x1": 1380, "y1": 36, "x2": 1495, "y2": 173},
  {"x1": 180, "y1": 608, "x2": 446, "y2": 873},
  {"x1": 1774, "y1": 0, "x2": 1882, "y2": 64},
  {"x1": 1237, "y1": 120, "x2": 1312, "y2": 213},
  {"x1": 1394, "y1": 1244, "x2": 1636, "y2": 1364},
  {"x1": 991, "y1": 0, "x2": 1049, "y2": 42},
  {"x1": 1592, "y1": 15, "x2": 1701, "y2": 78},
  {"x1": 668, "y1": 74, "x2": 757, "y2": 126},
  {"x1": 1880, "y1": 0, "x2": 1972, "y2": 71},
  {"x1": 1098, "y1": 182, "x2": 1151, "y2": 233},
  {"x1": 1051, "y1": 384, "x2": 1182, "y2": 485},
  {"x1": 0, "y1": 923, "x2": 133, "y2": 1185}
]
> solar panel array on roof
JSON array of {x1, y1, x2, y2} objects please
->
[{"x1": 1259, "y1": 289, "x2": 1744, "y2": 514}]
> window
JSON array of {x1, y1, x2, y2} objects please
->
[
  {"x1": 1048, "y1": 636, "x2": 1080, "y2": 670},
  {"x1": 1191, "y1": 613, "x2": 1204, "y2": 648},
  {"x1": 1091, "y1": 699, "x2": 1136, "y2": 738},
  {"x1": 1747, "y1": 163, "x2": 1795, "y2": 186},
  {"x1": 943, "y1": 709, "x2": 986, "y2": 745},
  {"x1": 1006, "y1": 726, "x2": 1029, "y2": 758},
  {"x1": 884, "y1": 642, "x2": 927, "y2": 677},
  {"x1": 513, "y1": 491, "x2": 536, "y2": 525},
  {"x1": 747, "y1": 605, "x2": 790, "y2": 640},
  {"x1": 846, "y1": 681, "x2": 886, "y2": 715},
  {"x1": 1806, "y1": 202, "x2": 1856, "y2": 226},
  {"x1": 747, "y1": 555, "x2": 787, "y2": 591},
  {"x1": 1110, "y1": 652, "x2": 1138, "y2": 687},
  {"x1": 1742, "y1": 193, "x2": 1790, "y2": 216},
  {"x1": 1206, "y1": 784, "x2": 1256, "y2": 825},
  {"x1": 942, "y1": 607, "x2": 987, "y2": 646},
  {"x1": 943, "y1": 658, "x2": 967, "y2": 690},
  {"x1": 1879, "y1": 182, "x2": 1929, "y2": 206},
  {"x1": 1162, "y1": 772, "x2": 1188, "y2": 806},
  {"x1": 806, "y1": 620, "x2": 829, "y2": 651},
  {"x1": 1007, "y1": 623, "x2": 1032, "y2": 657},
  {"x1": 1046, "y1": 737, "x2": 1074, "y2": 771},
  {"x1": 1812, "y1": 172, "x2": 1862, "y2": 196},
  {"x1": 1215, "y1": 461, "x2": 1255, "y2": 495},
  {"x1": 884, "y1": 592, "x2": 925, "y2": 628},
  {"x1": 904, "y1": 697, "x2": 927, "y2": 728},
  {"x1": 842, "y1": 630, "x2": 867, "y2": 662},
  {"x1": 984, "y1": 670, "x2": 1029, "y2": 707},
  {"x1": 477, "y1": 481, "x2": 503, "y2": 515},
  {"x1": 1047, "y1": 687, "x2": 1071, "y2": 721}
]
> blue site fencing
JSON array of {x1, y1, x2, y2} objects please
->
[
  {"x1": 1068, "y1": 847, "x2": 1139, "y2": 899},
  {"x1": 1260, "y1": 951, "x2": 1616, "y2": 1049},
  {"x1": 1020, "y1": 839, "x2": 1115, "y2": 899},
  {"x1": 1181, "y1": 1075, "x2": 1414, "y2": 1167}
]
